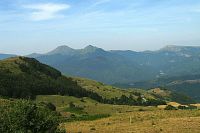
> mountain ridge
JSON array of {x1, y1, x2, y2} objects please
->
[
  {"x1": 29, "y1": 45, "x2": 106, "y2": 57},
  {"x1": 2, "y1": 45, "x2": 200, "y2": 85},
  {"x1": 27, "y1": 45, "x2": 200, "y2": 56},
  {"x1": 26, "y1": 45, "x2": 200, "y2": 84}
]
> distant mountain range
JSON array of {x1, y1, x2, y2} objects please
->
[
  {"x1": 24, "y1": 45, "x2": 200, "y2": 84},
  {"x1": 1, "y1": 45, "x2": 200, "y2": 84},
  {"x1": 0, "y1": 54, "x2": 16, "y2": 60}
]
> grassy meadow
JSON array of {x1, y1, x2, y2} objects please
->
[
  {"x1": 63, "y1": 109, "x2": 200, "y2": 133},
  {"x1": 36, "y1": 95, "x2": 200, "y2": 133},
  {"x1": 36, "y1": 95, "x2": 156, "y2": 115}
]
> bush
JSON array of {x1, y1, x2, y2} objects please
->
[
  {"x1": 178, "y1": 105, "x2": 188, "y2": 110},
  {"x1": 164, "y1": 105, "x2": 177, "y2": 110},
  {"x1": 138, "y1": 108, "x2": 146, "y2": 111},
  {"x1": 188, "y1": 105, "x2": 198, "y2": 110},
  {"x1": 178, "y1": 105, "x2": 197, "y2": 110},
  {"x1": 39, "y1": 102, "x2": 56, "y2": 111},
  {"x1": 69, "y1": 102, "x2": 76, "y2": 108},
  {"x1": 64, "y1": 107, "x2": 84, "y2": 114},
  {"x1": 64, "y1": 114, "x2": 110, "y2": 122},
  {"x1": 0, "y1": 100, "x2": 65, "y2": 133}
]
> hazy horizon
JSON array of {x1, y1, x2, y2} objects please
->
[
  {"x1": 2, "y1": 44, "x2": 200, "y2": 56},
  {"x1": 1, "y1": 0, "x2": 200, "y2": 55}
]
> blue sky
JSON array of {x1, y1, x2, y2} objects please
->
[{"x1": 0, "y1": 0, "x2": 200, "y2": 55}]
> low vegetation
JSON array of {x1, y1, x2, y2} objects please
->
[{"x1": 0, "y1": 99, "x2": 65, "y2": 133}]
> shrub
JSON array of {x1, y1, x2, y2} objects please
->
[
  {"x1": 178, "y1": 105, "x2": 188, "y2": 110},
  {"x1": 0, "y1": 100, "x2": 64, "y2": 133},
  {"x1": 44, "y1": 102, "x2": 57, "y2": 111},
  {"x1": 188, "y1": 105, "x2": 198, "y2": 110},
  {"x1": 64, "y1": 114, "x2": 110, "y2": 122},
  {"x1": 69, "y1": 102, "x2": 76, "y2": 108},
  {"x1": 65, "y1": 107, "x2": 84, "y2": 114},
  {"x1": 138, "y1": 108, "x2": 146, "y2": 111},
  {"x1": 178, "y1": 105, "x2": 197, "y2": 110},
  {"x1": 90, "y1": 127, "x2": 96, "y2": 131},
  {"x1": 164, "y1": 105, "x2": 177, "y2": 110}
]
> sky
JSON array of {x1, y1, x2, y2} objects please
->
[{"x1": 0, "y1": 0, "x2": 200, "y2": 55}]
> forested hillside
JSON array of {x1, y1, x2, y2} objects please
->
[{"x1": 0, "y1": 57, "x2": 101, "y2": 100}]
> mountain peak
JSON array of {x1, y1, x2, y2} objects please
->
[
  {"x1": 27, "y1": 53, "x2": 42, "y2": 58},
  {"x1": 84, "y1": 45, "x2": 98, "y2": 50},
  {"x1": 47, "y1": 45, "x2": 76, "y2": 55},
  {"x1": 81, "y1": 45, "x2": 104, "y2": 54},
  {"x1": 56, "y1": 45, "x2": 72, "y2": 49}
]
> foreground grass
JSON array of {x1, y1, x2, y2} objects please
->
[
  {"x1": 36, "y1": 95, "x2": 200, "y2": 133},
  {"x1": 63, "y1": 110, "x2": 200, "y2": 133}
]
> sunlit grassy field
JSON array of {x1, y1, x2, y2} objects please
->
[
  {"x1": 36, "y1": 95, "x2": 200, "y2": 133},
  {"x1": 36, "y1": 95, "x2": 157, "y2": 115},
  {"x1": 63, "y1": 110, "x2": 200, "y2": 133}
]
